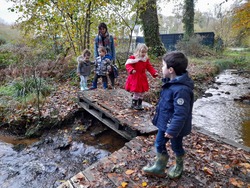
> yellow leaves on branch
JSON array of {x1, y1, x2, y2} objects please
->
[{"x1": 233, "y1": 2, "x2": 250, "y2": 30}]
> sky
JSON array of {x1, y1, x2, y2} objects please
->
[
  {"x1": 0, "y1": 0, "x2": 236, "y2": 25},
  {"x1": 0, "y1": 0, "x2": 21, "y2": 24}
]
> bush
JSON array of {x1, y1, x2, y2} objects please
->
[
  {"x1": 11, "y1": 77, "x2": 52, "y2": 98},
  {"x1": 0, "y1": 37, "x2": 6, "y2": 46},
  {"x1": 0, "y1": 53, "x2": 17, "y2": 68},
  {"x1": 176, "y1": 35, "x2": 214, "y2": 57}
]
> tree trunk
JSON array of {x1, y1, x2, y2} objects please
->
[
  {"x1": 183, "y1": 0, "x2": 195, "y2": 40},
  {"x1": 140, "y1": 0, "x2": 166, "y2": 56},
  {"x1": 83, "y1": 1, "x2": 92, "y2": 51}
]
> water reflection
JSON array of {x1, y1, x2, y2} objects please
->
[{"x1": 193, "y1": 69, "x2": 250, "y2": 147}]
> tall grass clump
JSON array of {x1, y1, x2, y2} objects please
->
[{"x1": 11, "y1": 77, "x2": 52, "y2": 98}]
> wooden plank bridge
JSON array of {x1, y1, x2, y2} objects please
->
[{"x1": 77, "y1": 89, "x2": 158, "y2": 140}]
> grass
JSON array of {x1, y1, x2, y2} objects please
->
[{"x1": 214, "y1": 48, "x2": 250, "y2": 71}]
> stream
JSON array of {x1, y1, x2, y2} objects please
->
[
  {"x1": 0, "y1": 112, "x2": 128, "y2": 188},
  {"x1": 193, "y1": 69, "x2": 250, "y2": 147},
  {"x1": 0, "y1": 69, "x2": 249, "y2": 187}
]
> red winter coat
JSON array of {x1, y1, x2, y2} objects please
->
[{"x1": 125, "y1": 55, "x2": 157, "y2": 93}]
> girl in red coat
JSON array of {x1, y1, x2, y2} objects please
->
[{"x1": 125, "y1": 43, "x2": 158, "y2": 110}]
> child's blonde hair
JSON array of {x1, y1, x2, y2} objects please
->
[
  {"x1": 134, "y1": 43, "x2": 148, "y2": 58},
  {"x1": 82, "y1": 49, "x2": 91, "y2": 57}
]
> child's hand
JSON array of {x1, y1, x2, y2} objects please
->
[
  {"x1": 164, "y1": 133, "x2": 173, "y2": 138},
  {"x1": 131, "y1": 70, "x2": 136, "y2": 74}
]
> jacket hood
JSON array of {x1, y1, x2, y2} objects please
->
[
  {"x1": 104, "y1": 54, "x2": 112, "y2": 60},
  {"x1": 162, "y1": 72, "x2": 194, "y2": 90}
]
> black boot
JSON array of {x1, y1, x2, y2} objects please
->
[
  {"x1": 131, "y1": 99, "x2": 138, "y2": 109},
  {"x1": 134, "y1": 99, "x2": 143, "y2": 110}
]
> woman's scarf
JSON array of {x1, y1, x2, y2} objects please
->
[{"x1": 98, "y1": 31, "x2": 111, "y2": 50}]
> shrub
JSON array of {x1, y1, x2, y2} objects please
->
[
  {"x1": 0, "y1": 52, "x2": 17, "y2": 68},
  {"x1": 0, "y1": 37, "x2": 6, "y2": 46},
  {"x1": 10, "y1": 77, "x2": 52, "y2": 98},
  {"x1": 176, "y1": 35, "x2": 214, "y2": 57}
]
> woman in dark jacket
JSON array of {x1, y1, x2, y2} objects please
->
[{"x1": 94, "y1": 23, "x2": 116, "y2": 88}]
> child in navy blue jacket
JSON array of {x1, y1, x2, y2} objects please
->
[{"x1": 142, "y1": 51, "x2": 194, "y2": 179}]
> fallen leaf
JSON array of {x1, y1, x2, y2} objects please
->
[
  {"x1": 224, "y1": 165, "x2": 231, "y2": 169},
  {"x1": 203, "y1": 167, "x2": 213, "y2": 175},
  {"x1": 229, "y1": 178, "x2": 244, "y2": 187},
  {"x1": 196, "y1": 150, "x2": 205, "y2": 153},
  {"x1": 121, "y1": 181, "x2": 128, "y2": 187},
  {"x1": 142, "y1": 182, "x2": 147, "y2": 187},
  {"x1": 239, "y1": 163, "x2": 250, "y2": 169},
  {"x1": 82, "y1": 159, "x2": 88, "y2": 164},
  {"x1": 125, "y1": 169, "x2": 134, "y2": 175}
]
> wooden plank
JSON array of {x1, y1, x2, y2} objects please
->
[
  {"x1": 78, "y1": 89, "x2": 158, "y2": 135},
  {"x1": 82, "y1": 157, "x2": 117, "y2": 187},
  {"x1": 78, "y1": 101, "x2": 136, "y2": 140},
  {"x1": 81, "y1": 141, "x2": 147, "y2": 187},
  {"x1": 57, "y1": 180, "x2": 74, "y2": 188},
  {"x1": 70, "y1": 172, "x2": 91, "y2": 188},
  {"x1": 107, "y1": 173, "x2": 138, "y2": 187}
]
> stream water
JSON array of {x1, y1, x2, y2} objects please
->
[
  {"x1": 193, "y1": 69, "x2": 250, "y2": 147},
  {"x1": 0, "y1": 113, "x2": 128, "y2": 188},
  {"x1": 0, "y1": 69, "x2": 249, "y2": 187}
]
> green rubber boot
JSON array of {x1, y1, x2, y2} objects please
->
[
  {"x1": 168, "y1": 155, "x2": 184, "y2": 179},
  {"x1": 142, "y1": 153, "x2": 169, "y2": 177}
]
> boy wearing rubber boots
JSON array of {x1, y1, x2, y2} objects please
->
[{"x1": 142, "y1": 52, "x2": 194, "y2": 179}]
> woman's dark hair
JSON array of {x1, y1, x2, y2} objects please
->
[
  {"x1": 98, "y1": 22, "x2": 108, "y2": 31},
  {"x1": 163, "y1": 51, "x2": 188, "y2": 75}
]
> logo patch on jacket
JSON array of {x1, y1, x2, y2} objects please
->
[{"x1": 177, "y1": 98, "x2": 184, "y2": 105}]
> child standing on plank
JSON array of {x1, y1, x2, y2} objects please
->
[
  {"x1": 90, "y1": 46, "x2": 112, "y2": 89},
  {"x1": 142, "y1": 51, "x2": 194, "y2": 179},
  {"x1": 125, "y1": 43, "x2": 158, "y2": 110},
  {"x1": 77, "y1": 49, "x2": 92, "y2": 91}
]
